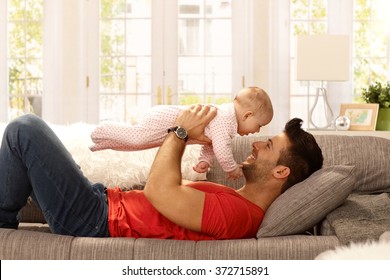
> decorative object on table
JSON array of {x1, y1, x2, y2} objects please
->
[
  {"x1": 361, "y1": 81, "x2": 390, "y2": 131},
  {"x1": 334, "y1": 115, "x2": 351, "y2": 131},
  {"x1": 296, "y1": 35, "x2": 350, "y2": 130},
  {"x1": 339, "y1": 103, "x2": 379, "y2": 131}
]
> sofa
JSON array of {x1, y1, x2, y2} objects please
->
[{"x1": 0, "y1": 122, "x2": 390, "y2": 260}]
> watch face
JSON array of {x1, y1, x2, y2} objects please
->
[{"x1": 176, "y1": 127, "x2": 188, "y2": 139}]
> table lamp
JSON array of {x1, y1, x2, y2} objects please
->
[{"x1": 296, "y1": 35, "x2": 350, "y2": 129}]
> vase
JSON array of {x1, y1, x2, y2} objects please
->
[{"x1": 376, "y1": 108, "x2": 390, "y2": 131}]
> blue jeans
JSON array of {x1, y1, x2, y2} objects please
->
[{"x1": 0, "y1": 114, "x2": 109, "y2": 237}]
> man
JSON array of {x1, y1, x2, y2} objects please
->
[{"x1": 0, "y1": 105, "x2": 323, "y2": 240}]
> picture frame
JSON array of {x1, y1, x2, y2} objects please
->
[{"x1": 340, "y1": 103, "x2": 379, "y2": 131}]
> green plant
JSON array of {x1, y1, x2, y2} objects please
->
[{"x1": 361, "y1": 81, "x2": 390, "y2": 108}]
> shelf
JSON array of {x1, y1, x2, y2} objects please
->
[{"x1": 308, "y1": 129, "x2": 390, "y2": 139}]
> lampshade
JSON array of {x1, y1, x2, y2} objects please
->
[{"x1": 297, "y1": 35, "x2": 350, "y2": 81}]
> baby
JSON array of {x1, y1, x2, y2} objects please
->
[{"x1": 90, "y1": 87, "x2": 273, "y2": 180}]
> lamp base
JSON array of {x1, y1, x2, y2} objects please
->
[{"x1": 309, "y1": 87, "x2": 334, "y2": 130}]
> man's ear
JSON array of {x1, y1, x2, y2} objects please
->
[{"x1": 273, "y1": 165, "x2": 290, "y2": 179}]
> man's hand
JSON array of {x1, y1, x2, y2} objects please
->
[{"x1": 174, "y1": 104, "x2": 217, "y2": 145}]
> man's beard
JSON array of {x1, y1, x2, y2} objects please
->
[{"x1": 242, "y1": 159, "x2": 274, "y2": 184}]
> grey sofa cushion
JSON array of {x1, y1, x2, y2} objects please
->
[
  {"x1": 315, "y1": 135, "x2": 390, "y2": 194},
  {"x1": 257, "y1": 165, "x2": 356, "y2": 237}
]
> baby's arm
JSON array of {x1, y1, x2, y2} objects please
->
[
  {"x1": 212, "y1": 137, "x2": 241, "y2": 178},
  {"x1": 207, "y1": 120, "x2": 242, "y2": 179}
]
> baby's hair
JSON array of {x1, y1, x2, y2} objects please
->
[{"x1": 234, "y1": 86, "x2": 273, "y2": 117}]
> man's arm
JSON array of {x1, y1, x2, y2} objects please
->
[{"x1": 143, "y1": 105, "x2": 217, "y2": 232}]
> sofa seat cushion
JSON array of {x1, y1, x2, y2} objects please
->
[
  {"x1": 257, "y1": 165, "x2": 356, "y2": 237},
  {"x1": 0, "y1": 228, "x2": 73, "y2": 259}
]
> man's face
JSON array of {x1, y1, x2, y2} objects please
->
[{"x1": 242, "y1": 133, "x2": 290, "y2": 182}]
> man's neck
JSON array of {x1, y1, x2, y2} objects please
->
[{"x1": 236, "y1": 183, "x2": 281, "y2": 211}]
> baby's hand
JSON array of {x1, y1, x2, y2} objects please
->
[
  {"x1": 193, "y1": 161, "x2": 210, "y2": 173},
  {"x1": 227, "y1": 166, "x2": 243, "y2": 180}
]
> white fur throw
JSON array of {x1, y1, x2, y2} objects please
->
[
  {"x1": 0, "y1": 122, "x2": 207, "y2": 189},
  {"x1": 315, "y1": 231, "x2": 390, "y2": 260}
]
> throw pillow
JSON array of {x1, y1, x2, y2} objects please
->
[{"x1": 257, "y1": 165, "x2": 356, "y2": 237}]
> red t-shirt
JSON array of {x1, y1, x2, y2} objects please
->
[{"x1": 106, "y1": 181, "x2": 264, "y2": 240}]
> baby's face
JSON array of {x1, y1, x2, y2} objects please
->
[{"x1": 237, "y1": 111, "x2": 272, "y2": 136}]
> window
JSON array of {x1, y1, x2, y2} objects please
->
[
  {"x1": 7, "y1": 0, "x2": 43, "y2": 120},
  {"x1": 353, "y1": 0, "x2": 390, "y2": 97},
  {"x1": 99, "y1": 0, "x2": 152, "y2": 123},
  {"x1": 96, "y1": 0, "x2": 236, "y2": 123},
  {"x1": 288, "y1": 0, "x2": 390, "y2": 129},
  {"x1": 178, "y1": 0, "x2": 232, "y2": 105}
]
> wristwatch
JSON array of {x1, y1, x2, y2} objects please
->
[{"x1": 168, "y1": 126, "x2": 188, "y2": 142}]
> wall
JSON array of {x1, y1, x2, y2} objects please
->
[
  {"x1": 43, "y1": 0, "x2": 87, "y2": 124},
  {"x1": 252, "y1": 0, "x2": 274, "y2": 135}
]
